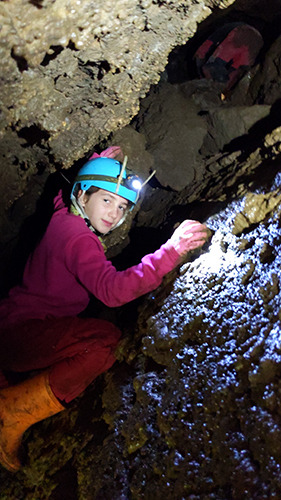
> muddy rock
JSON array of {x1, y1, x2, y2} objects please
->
[
  {"x1": 250, "y1": 33, "x2": 281, "y2": 105},
  {"x1": 203, "y1": 105, "x2": 271, "y2": 153},
  {"x1": 101, "y1": 172, "x2": 281, "y2": 499},
  {"x1": 232, "y1": 189, "x2": 281, "y2": 234},
  {"x1": 135, "y1": 82, "x2": 208, "y2": 190}
]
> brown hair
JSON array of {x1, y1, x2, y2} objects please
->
[
  {"x1": 85, "y1": 186, "x2": 100, "y2": 196},
  {"x1": 75, "y1": 184, "x2": 133, "y2": 211}
]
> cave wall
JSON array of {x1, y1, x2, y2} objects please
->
[{"x1": 97, "y1": 173, "x2": 281, "y2": 500}]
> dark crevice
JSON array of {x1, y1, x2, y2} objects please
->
[
  {"x1": 146, "y1": 174, "x2": 175, "y2": 191},
  {"x1": 97, "y1": 60, "x2": 111, "y2": 80},
  {"x1": 144, "y1": 357, "x2": 167, "y2": 374},
  {"x1": 78, "y1": 60, "x2": 111, "y2": 80},
  {"x1": 11, "y1": 48, "x2": 28, "y2": 72},
  {"x1": 67, "y1": 40, "x2": 78, "y2": 51},
  {"x1": 222, "y1": 98, "x2": 281, "y2": 160},
  {"x1": 50, "y1": 463, "x2": 78, "y2": 500},
  {"x1": 18, "y1": 125, "x2": 50, "y2": 147},
  {"x1": 40, "y1": 45, "x2": 64, "y2": 66},
  {"x1": 36, "y1": 160, "x2": 48, "y2": 175},
  {"x1": 28, "y1": 0, "x2": 44, "y2": 7},
  {"x1": 1, "y1": 171, "x2": 65, "y2": 296},
  {"x1": 40, "y1": 41, "x2": 77, "y2": 67}
]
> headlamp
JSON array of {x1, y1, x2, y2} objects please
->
[
  {"x1": 124, "y1": 175, "x2": 142, "y2": 192},
  {"x1": 115, "y1": 156, "x2": 156, "y2": 198}
]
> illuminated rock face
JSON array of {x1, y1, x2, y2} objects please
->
[{"x1": 95, "y1": 172, "x2": 281, "y2": 499}]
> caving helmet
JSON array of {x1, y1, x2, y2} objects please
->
[{"x1": 71, "y1": 157, "x2": 142, "y2": 205}]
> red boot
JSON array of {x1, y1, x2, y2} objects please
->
[{"x1": 0, "y1": 370, "x2": 64, "y2": 472}]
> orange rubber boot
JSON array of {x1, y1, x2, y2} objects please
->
[{"x1": 0, "y1": 370, "x2": 64, "y2": 472}]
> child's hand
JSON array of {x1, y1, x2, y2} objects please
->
[{"x1": 169, "y1": 220, "x2": 210, "y2": 257}]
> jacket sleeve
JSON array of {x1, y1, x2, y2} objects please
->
[{"x1": 65, "y1": 234, "x2": 181, "y2": 307}]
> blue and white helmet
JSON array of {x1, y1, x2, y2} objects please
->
[{"x1": 71, "y1": 157, "x2": 142, "y2": 204}]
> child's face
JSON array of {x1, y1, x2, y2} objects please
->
[{"x1": 79, "y1": 188, "x2": 129, "y2": 234}]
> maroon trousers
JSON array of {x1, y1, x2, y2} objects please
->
[{"x1": 0, "y1": 317, "x2": 121, "y2": 403}]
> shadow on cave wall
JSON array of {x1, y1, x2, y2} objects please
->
[
  {"x1": 222, "y1": 98, "x2": 281, "y2": 160},
  {"x1": 0, "y1": 161, "x2": 84, "y2": 299},
  {"x1": 1, "y1": 172, "x2": 65, "y2": 298}
]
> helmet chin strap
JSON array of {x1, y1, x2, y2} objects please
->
[{"x1": 70, "y1": 193, "x2": 93, "y2": 231}]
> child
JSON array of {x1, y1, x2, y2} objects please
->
[{"x1": 0, "y1": 146, "x2": 209, "y2": 472}]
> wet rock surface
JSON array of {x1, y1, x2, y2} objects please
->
[{"x1": 95, "y1": 172, "x2": 281, "y2": 500}]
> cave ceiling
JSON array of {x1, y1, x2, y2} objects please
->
[{"x1": 1, "y1": 0, "x2": 281, "y2": 498}]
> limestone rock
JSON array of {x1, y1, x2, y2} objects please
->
[{"x1": 136, "y1": 83, "x2": 208, "y2": 190}]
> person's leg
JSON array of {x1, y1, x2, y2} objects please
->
[
  {"x1": 0, "y1": 317, "x2": 121, "y2": 471},
  {"x1": 48, "y1": 317, "x2": 121, "y2": 403},
  {"x1": 0, "y1": 316, "x2": 121, "y2": 402}
]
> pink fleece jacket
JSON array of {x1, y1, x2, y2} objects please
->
[{"x1": 0, "y1": 192, "x2": 180, "y2": 329}]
